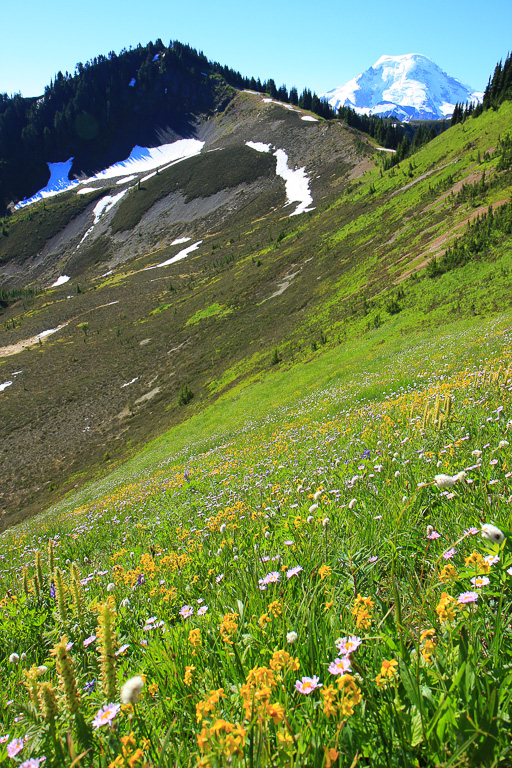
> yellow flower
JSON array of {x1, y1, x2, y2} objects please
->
[
  {"x1": 219, "y1": 613, "x2": 238, "y2": 644},
  {"x1": 319, "y1": 564, "x2": 332, "y2": 581},
  {"x1": 184, "y1": 666, "x2": 195, "y2": 687},
  {"x1": 324, "y1": 601, "x2": 334, "y2": 612},
  {"x1": 268, "y1": 600, "x2": 282, "y2": 618},
  {"x1": 436, "y1": 591, "x2": 458, "y2": 623},
  {"x1": 189, "y1": 628, "x2": 201, "y2": 651},
  {"x1": 266, "y1": 701, "x2": 285, "y2": 724},
  {"x1": 440, "y1": 564, "x2": 458, "y2": 582},
  {"x1": 258, "y1": 613, "x2": 270, "y2": 629}
]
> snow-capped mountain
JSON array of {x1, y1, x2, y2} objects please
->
[{"x1": 321, "y1": 54, "x2": 483, "y2": 121}]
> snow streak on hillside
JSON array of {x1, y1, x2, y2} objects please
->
[
  {"x1": 15, "y1": 139, "x2": 205, "y2": 209},
  {"x1": 321, "y1": 53, "x2": 482, "y2": 121},
  {"x1": 245, "y1": 142, "x2": 314, "y2": 216}
]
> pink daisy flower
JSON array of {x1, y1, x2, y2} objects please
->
[
  {"x1": 295, "y1": 675, "x2": 322, "y2": 694},
  {"x1": 91, "y1": 703, "x2": 120, "y2": 729},
  {"x1": 458, "y1": 591, "x2": 479, "y2": 604},
  {"x1": 336, "y1": 636, "x2": 362, "y2": 655},
  {"x1": 7, "y1": 738, "x2": 24, "y2": 758},
  {"x1": 328, "y1": 657, "x2": 352, "y2": 675}
]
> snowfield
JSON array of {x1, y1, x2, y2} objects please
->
[
  {"x1": 245, "y1": 142, "x2": 314, "y2": 216},
  {"x1": 15, "y1": 139, "x2": 205, "y2": 209}
]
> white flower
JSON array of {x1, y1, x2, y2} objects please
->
[
  {"x1": 394, "y1": 470, "x2": 400, "y2": 478},
  {"x1": 481, "y1": 523, "x2": 505, "y2": 544},
  {"x1": 264, "y1": 531, "x2": 270, "y2": 539},
  {"x1": 306, "y1": 516, "x2": 314, "y2": 524},
  {"x1": 120, "y1": 675, "x2": 145, "y2": 705},
  {"x1": 286, "y1": 631, "x2": 298, "y2": 644},
  {"x1": 120, "y1": 598, "x2": 130, "y2": 608},
  {"x1": 426, "y1": 525, "x2": 434, "y2": 537},
  {"x1": 472, "y1": 450, "x2": 482, "y2": 458},
  {"x1": 21, "y1": 652, "x2": 27, "y2": 661},
  {"x1": 348, "y1": 499, "x2": 357, "y2": 510},
  {"x1": 9, "y1": 653, "x2": 19, "y2": 664},
  {"x1": 219, "y1": 524, "x2": 227, "y2": 534},
  {"x1": 313, "y1": 490, "x2": 322, "y2": 501},
  {"x1": 322, "y1": 518, "x2": 330, "y2": 528},
  {"x1": 434, "y1": 472, "x2": 465, "y2": 488},
  {"x1": 106, "y1": 583, "x2": 116, "y2": 592},
  {"x1": 308, "y1": 503, "x2": 319, "y2": 513},
  {"x1": 37, "y1": 665, "x2": 48, "y2": 675},
  {"x1": 498, "y1": 440, "x2": 509, "y2": 449}
]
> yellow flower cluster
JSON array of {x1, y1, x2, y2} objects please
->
[
  {"x1": 197, "y1": 719, "x2": 246, "y2": 763},
  {"x1": 352, "y1": 594, "x2": 374, "y2": 629},
  {"x1": 440, "y1": 564, "x2": 459, "y2": 582},
  {"x1": 420, "y1": 629, "x2": 436, "y2": 664},
  {"x1": 436, "y1": 591, "x2": 458, "y2": 623},
  {"x1": 268, "y1": 600, "x2": 282, "y2": 618},
  {"x1": 269, "y1": 650, "x2": 300, "y2": 674},
  {"x1": 219, "y1": 613, "x2": 238, "y2": 644},
  {"x1": 239, "y1": 666, "x2": 281, "y2": 721},
  {"x1": 196, "y1": 688, "x2": 226, "y2": 723},
  {"x1": 189, "y1": 628, "x2": 201, "y2": 653},
  {"x1": 321, "y1": 674, "x2": 362, "y2": 717},
  {"x1": 109, "y1": 732, "x2": 148, "y2": 768}
]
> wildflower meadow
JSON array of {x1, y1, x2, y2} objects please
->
[{"x1": 1, "y1": 316, "x2": 512, "y2": 767}]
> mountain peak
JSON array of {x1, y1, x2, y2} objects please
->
[{"x1": 322, "y1": 53, "x2": 482, "y2": 121}]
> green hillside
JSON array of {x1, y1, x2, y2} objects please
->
[{"x1": 1, "y1": 66, "x2": 512, "y2": 765}]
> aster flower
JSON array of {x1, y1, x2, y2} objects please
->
[
  {"x1": 286, "y1": 565, "x2": 303, "y2": 579},
  {"x1": 458, "y1": 591, "x2": 479, "y2": 604},
  {"x1": 197, "y1": 605, "x2": 209, "y2": 616},
  {"x1": 83, "y1": 635, "x2": 96, "y2": 647},
  {"x1": 179, "y1": 605, "x2": 194, "y2": 619},
  {"x1": 92, "y1": 703, "x2": 120, "y2": 728},
  {"x1": 295, "y1": 675, "x2": 322, "y2": 694},
  {"x1": 328, "y1": 657, "x2": 352, "y2": 675},
  {"x1": 442, "y1": 548, "x2": 456, "y2": 560},
  {"x1": 7, "y1": 738, "x2": 24, "y2": 758},
  {"x1": 336, "y1": 636, "x2": 362, "y2": 655},
  {"x1": 471, "y1": 575, "x2": 490, "y2": 588}
]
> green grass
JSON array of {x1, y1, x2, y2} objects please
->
[{"x1": 2, "y1": 310, "x2": 512, "y2": 766}]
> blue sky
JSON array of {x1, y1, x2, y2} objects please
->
[{"x1": 2, "y1": 0, "x2": 510, "y2": 99}]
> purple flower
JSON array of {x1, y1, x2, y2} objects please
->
[
  {"x1": 442, "y1": 548, "x2": 456, "y2": 560},
  {"x1": 49, "y1": 582, "x2": 56, "y2": 599},
  {"x1": 7, "y1": 738, "x2": 24, "y2": 758},
  {"x1": 458, "y1": 591, "x2": 479, "y2": 604},
  {"x1": 179, "y1": 605, "x2": 194, "y2": 619},
  {"x1": 92, "y1": 703, "x2": 120, "y2": 728},
  {"x1": 295, "y1": 675, "x2": 322, "y2": 694},
  {"x1": 286, "y1": 565, "x2": 303, "y2": 579},
  {"x1": 83, "y1": 635, "x2": 96, "y2": 647},
  {"x1": 197, "y1": 605, "x2": 208, "y2": 616},
  {"x1": 427, "y1": 531, "x2": 441, "y2": 540}
]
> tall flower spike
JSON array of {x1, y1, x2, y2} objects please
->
[
  {"x1": 97, "y1": 600, "x2": 118, "y2": 700},
  {"x1": 24, "y1": 666, "x2": 41, "y2": 712},
  {"x1": 39, "y1": 681, "x2": 59, "y2": 725},
  {"x1": 22, "y1": 567, "x2": 31, "y2": 600},
  {"x1": 51, "y1": 636, "x2": 80, "y2": 715}
]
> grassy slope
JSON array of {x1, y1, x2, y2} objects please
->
[{"x1": 0, "y1": 101, "x2": 511, "y2": 528}]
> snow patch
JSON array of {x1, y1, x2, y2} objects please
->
[
  {"x1": 91, "y1": 140, "x2": 204, "y2": 182},
  {"x1": 301, "y1": 116, "x2": 318, "y2": 122},
  {"x1": 274, "y1": 150, "x2": 314, "y2": 216},
  {"x1": 171, "y1": 237, "x2": 192, "y2": 245},
  {"x1": 148, "y1": 241, "x2": 203, "y2": 269},
  {"x1": 376, "y1": 147, "x2": 396, "y2": 152},
  {"x1": 121, "y1": 377, "x2": 138, "y2": 388},
  {"x1": 245, "y1": 141, "x2": 271, "y2": 153},
  {"x1": 93, "y1": 189, "x2": 129, "y2": 223},
  {"x1": 51, "y1": 275, "x2": 70, "y2": 287},
  {"x1": 18, "y1": 139, "x2": 204, "y2": 209},
  {"x1": 116, "y1": 175, "x2": 137, "y2": 185},
  {"x1": 0, "y1": 380, "x2": 13, "y2": 392},
  {"x1": 16, "y1": 159, "x2": 79, "y2": 208}
]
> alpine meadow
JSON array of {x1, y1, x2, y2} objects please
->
[{"x1": 1, "y1": 39, "x2": 512, "y2": 768}]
